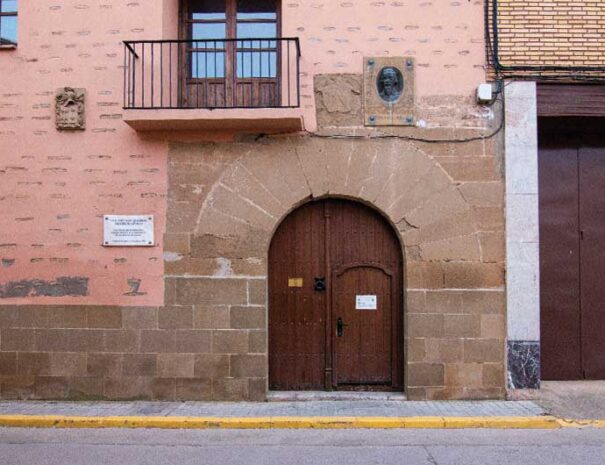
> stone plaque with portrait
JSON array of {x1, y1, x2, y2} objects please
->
[{"x1": 363, "y1": 57, "x2": 415, "y2": 126}]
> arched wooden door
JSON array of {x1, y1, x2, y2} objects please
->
[{"x1": 269, "y1": 199, "x2": 403, "y2": 391}]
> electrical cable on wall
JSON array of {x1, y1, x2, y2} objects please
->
[
  {"x1": 303, "y1": 116, "x2": 504, "y2": 145},
  {"x1": 297, "y1": 84, "x2": 506, "y2": 145},
  {"x1": 261, "y1": 88, "x2": 506, "y2": 145}
]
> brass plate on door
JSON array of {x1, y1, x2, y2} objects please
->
[{"x1": 288, "y1": 278, "x2": 303, "y2": 288}]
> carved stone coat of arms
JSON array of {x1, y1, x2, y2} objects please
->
[{"x1": 55, "y1": 87, "x2": 85, "y2": 130}]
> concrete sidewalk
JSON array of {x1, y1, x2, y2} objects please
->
[
  {"x1": 0, "y1": 399, "x2": 545, "y2": 418},
  {"x1": 512, "y1": 381, "x2": 605, "y2": 420},
  {"x1": 0, "y1": 392, "x2": 602, "y2": 429},
  {"x1": 0, "y1": 399, "x2": 574, "y2": 430}
]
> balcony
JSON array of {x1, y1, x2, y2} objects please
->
[{"x1": 122, "y1": 38, "x2": 304, "y2": 133}]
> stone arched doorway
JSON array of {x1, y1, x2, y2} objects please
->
[
  {"x1": 174, "y1": 136, "x2": 504, "y2": 401},
  {"x1": 268, "y1": 198, "x2": 404, "y2": 391}
]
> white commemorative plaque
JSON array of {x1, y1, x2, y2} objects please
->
[
  {"x1": 103, "y1": 215, "x2": 154, "y2": 247},
  {"x1": 356, "y1": 295, "x2": 377, "y2": 310}
]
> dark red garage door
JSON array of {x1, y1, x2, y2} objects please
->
[
  {"x1": 539, "y1": 118, "x2": 605, "y2": 380},
  {"x1": 268, "y1": 199, "x2": 403, "y2": 391}
]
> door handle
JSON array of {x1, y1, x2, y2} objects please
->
[{"x1": 336, "y1": 317, "x2": 348, "y2": 337}]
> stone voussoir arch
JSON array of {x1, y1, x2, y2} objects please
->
[{"x1": 194, "y1": 137, "x2": 478, "y2": 271}]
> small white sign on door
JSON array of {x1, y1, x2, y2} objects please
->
[
  {"x1": 356, "y1": 295, "x2": 377, "y2": 310},
  {"x1": 103, "y1": 215, "x2": 155, "y2": 247}
]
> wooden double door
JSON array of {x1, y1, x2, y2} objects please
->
[
  {"x1": 539, "y1": 118, "x2": 605, "y2": 380},
  {"x1": 269, "y1": 199, "x2": 403, "y2": 391}
]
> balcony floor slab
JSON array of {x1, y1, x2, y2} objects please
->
[{"x1": 123, "y1": 108, "x2": 305, "y2": 134}]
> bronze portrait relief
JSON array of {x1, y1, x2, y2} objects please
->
[
  {"x1": 376, "y1": 66, "x2": 404, "y2": 103},
  {"x1": 364, "y1": 57, "x2": 415, "y2": 126}
]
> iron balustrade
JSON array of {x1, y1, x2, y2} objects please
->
[{"x1": 123, "y1": 38, "x2": 301, "y2": 110}]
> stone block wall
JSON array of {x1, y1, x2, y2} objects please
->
[
  {"x1": 0, "y1": 304, "x2": 266, "y2": 400},
  {"x1": 165, "y1": 277, "x2": 268, "y2": 400},
  {"x1": 161, "y1": 74, "x2": 507, "y2": 400}
]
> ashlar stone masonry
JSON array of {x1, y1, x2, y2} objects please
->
[{"x1": 161, "y1": 75, "x2": 506, "y2": 401}]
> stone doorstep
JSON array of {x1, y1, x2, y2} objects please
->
[{"x1": 266, "y1": 391, "x2": 408, "y2": 402}]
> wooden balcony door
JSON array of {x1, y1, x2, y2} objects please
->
[{"x1": 180, "y1": 0, "x2": 280, "y2": 108}]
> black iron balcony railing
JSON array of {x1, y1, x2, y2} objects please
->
[{"x1": 123, "y1": 38, "x2": 301, "y2": 110}]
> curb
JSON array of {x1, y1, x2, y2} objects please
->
[
  {"x1": 0, "y1": 415, "x2": 591, "y2": 430},
  {"x1": 555, "y1": 418, "x2": 605, "y2": 428}
]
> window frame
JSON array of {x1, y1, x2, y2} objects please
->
[
  {"x1": 179, "y1": 0, "x2": 281, "y2": 43},
  {"x1": 0, "y1": 0, "x2": 18, "y2": 47}
]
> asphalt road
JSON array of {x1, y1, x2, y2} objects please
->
[{"x1": 1, "y1": 427, "x2": 604, "y2": 465}]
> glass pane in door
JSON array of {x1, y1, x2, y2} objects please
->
[
  {"x1": 236, "y1": 0, "x2": 277, "y2": 17},
  {"x1": 189, "y1": 1, "x2": 227, "y2": 79},
  {"x1": 189, "y1": 0, "x2": 226, "y2": 20},
  {"x1": 236, "y1": 0, "x2": 277, "y2": 79}
]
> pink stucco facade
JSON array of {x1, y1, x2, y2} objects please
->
[
  {"x1": 1, "y1": 0, "x2": 487, "y2": 307},
  {"x1": 0, "y1": 1, "x2": 512, "y2": 402}
]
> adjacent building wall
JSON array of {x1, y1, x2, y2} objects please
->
[
  {"x1": 495, "y1": 0, "x2": 605, "y2": 390},
  {"x1": 495, "y1": 0, "x2": 605, "y2": 69}
]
